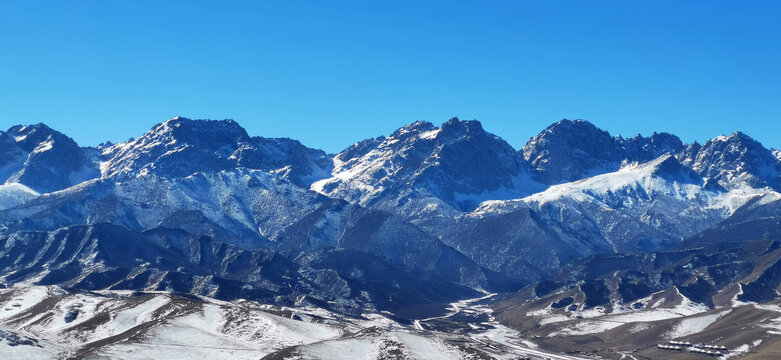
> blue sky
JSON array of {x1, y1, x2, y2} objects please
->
[{"x1": 1, "y1": 1, "x2": 779, "y2": 152}]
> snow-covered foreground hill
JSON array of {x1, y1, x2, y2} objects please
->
[
  {"x1": 0, "y1": 286, "x2": 585, "y2": 360},
  {"x1": 5, "y1": 284, "x2": 781, "y2": 359}
]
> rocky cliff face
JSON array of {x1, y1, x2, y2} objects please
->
[
  {"x1": 521, "y1": 119, "x2": 687, "y2": 184},
  {"x1": 0, "y1": 124, "x2": 99, "y2": 193},
  {"x1": 312, "y1": 117, "x2": 543, "y2": 215},
  {"x1": 680, "y1": 131, "x2": 781, "y2": 191},
  {"x1": 100, "y1": 117, "x2": 332, "y2": 186}
]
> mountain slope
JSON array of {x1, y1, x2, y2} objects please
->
[
  {"x1": 0, "y1": 124, "x2": 99, "y2": 193},
  {"x1": 429, "y1": 154, "x2": 776, "y2": 286},
  {"x1": 0, "y1": 286, "x2": 581, "y2": 360},
  {"x1": 0, "y1": 224, "x2": 480, "y2": 319},
  {"x1": 0, "y1": 183, "x2": 39, "y2": 210},
  {"x1": 0, "y1": 169, "x2": 327, "y2": 248},
  {"x1": 273, "y1": 199, "x2": 521, "y2": 291}
]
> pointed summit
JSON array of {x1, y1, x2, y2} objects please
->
[
  {"x1": 313, "y1": 118, "x2": 541, "y2": 213},
  {"x1": 100, "y1": 117, "x2": 331, "y2": 186},
  {"x1": 522, "y1": 119, "x2": 620, "y2": 184},
  {"x1": 440, "y1": 117, "x2": 485, "y2": 135},
  {"x1": 390, "y1": 120, "x2": 435, "y2": 138},
  {"x1": 522, "y1": 119, "x2": 687, "y2": 184},
  {"x1": 688, "y1": 131, "x2": 780, "y2": 190},
  {"x1": 151, "y1": 117, "x2": 251, "y2": 146},
  {"x1": 6, "y1": 123, "x2": 65, "y2": 151},
  {"x1": 0, "y1": 123, "x2": 98, "y2": 193}
]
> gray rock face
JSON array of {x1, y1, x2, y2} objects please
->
[
  {"x1": 680, "y1": 131, "x2": 781, "y2": 191},
  {"x1": 0, "y1": 124, "x2": 99, "y2": 193},
  {"x1": 1, "y1": 117, "x2": 334, "y2": 194},
  {"x1": 313, "y1": 117, "x2": 543, "y2": 217},
  {"x1": 522, "y1": 119, "x2": 621, "y2": 184},
  {"x1": 101, "y1": 117, "x2": 333, "y2": 186},
  {"x1": 521, "y1": 119, "x2": 687, "y2": 184}
]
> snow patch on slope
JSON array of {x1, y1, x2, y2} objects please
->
[
  {"x1": 0, "y1": 183, "x2": 39, "y2": 210},
  {"x1": 545, "y1": 290, "x2": 711, "y2": 336},
  {"x1": 470, "y1": 155, "x2": 780, "y2": 248},
  {"x1": 477, "y1": 155, "x2": 771, "y2": 214},
  {"x1": 667, "y1": 309, "x2": 731, "y2": 339}
]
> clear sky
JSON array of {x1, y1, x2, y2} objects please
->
[{"x1": 1, "y1": 1, "x2": 779, "y2": 153}]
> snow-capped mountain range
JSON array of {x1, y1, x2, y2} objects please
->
[
  {"x1": 2, "y1": 116, "x2": 780, "y2": 282},
  {"x1": 1, "y1": 116, "x2": 780, "y2": 359}
]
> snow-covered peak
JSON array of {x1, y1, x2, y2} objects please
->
[
  {"x1": 101, "y1": 117, "x2": 251, "y2": 163},
  {"x1": 686, "y1": 131, "x2": 780, "y2": 191},
  {"x1": 472, "y1": 154, "x2": 779, "y2": 255},
  {"x1": 521, "y1": 119, "x2": 686, "y2": 185},
  {"x1": 312, "y1": 118, "x2": 541, "y2": 212},
  {"x1": 390, "y1": 120, "x2": 435, "y2": 138},
  {"x1": 0, "y1": 123, "x2": 98, "y2": 193},
  {"x1": 156, "y1": 116, "x2": 251, "y2": 144},
  {"x1": 505, "y1": 154, "x2": 770, "y2": 214},
  {"x1": 712, "y1": 131, "x2": 753, "y2": 143},
  {"x1": 99, "y1": 117, "x2": 332, "y2": 186},
  {"x1": 477, "y1": 155, "x2": 704, "y2": 211},
  {"x1": 5, "y1": 123, "x2": 62, "y2": 151}
]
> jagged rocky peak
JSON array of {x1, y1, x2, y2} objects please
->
[
  {"x1": 648, "y1": 131, "x2": 684, "y2": 150},
  {"x1": 3, "y1": 123, "x2": 89, "y2": 159},
  {"x1": 439, "y1": 116, "x2": 487, "y2": 137},
  {"x1": 389, "y1": 120, "x2": 435, "y2": 138},
  {"x1": 377, "y1": 117, "x2": 488, "y2": 144},
  {"x1": 101, "y1": 116, "x2": 332, "y2": 186},
  {"x1": 333, "y1": 117, "x2": 478, "y2": 166},
  {"x1": 522, "y1": 119, "x2": 622, "y2": 184},
  {"x1": 646, "y1": 153, "x2": 712, "y2": 188},
  {"x1": 100, "y1": 116, "x2": 253, "y2": 179},
  {"x1": 378, "y1": 117, "x2": 492, "y2": 144},
  {"x1": 314, "y1": 117, "x2": 541, "y2": 212},
  {"x1": 621, "y1": 131, "x2": 685, "y2": 161},
  {"x1": 704, "y1": 131, "x2": 766, "y2": 152},
  {"x1": 417, "y1": 117, "x2": 532, "y2": 192},
  {"x1": 105, "y1": 116, "x2": 252, "y2": 159},
  {"x1": 6, "y1": 123, "x2": 64, "y2": 150},
  {"x1": 688, "y1": 131, "x2": 781, "y2": 190},
  {"x1": 151, "y1": 116, "x2": 252, "y2": 146},
  {"x1": 0, "y1": 123, "x2": 98, "y2": 193},
  {"x1": 522, "y1": 119, "x2": 687, "y2": 185},
  {"x1": 524, "y1": 119, "x2": 613, "y2": 150}
]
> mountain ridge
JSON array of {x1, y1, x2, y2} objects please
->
[
  {"x1": 2, "y1": 116, "x2": 779, "y2": 285},
  {"x1": 2, "y1": 115, "x2": 781, "y2": 359}
]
